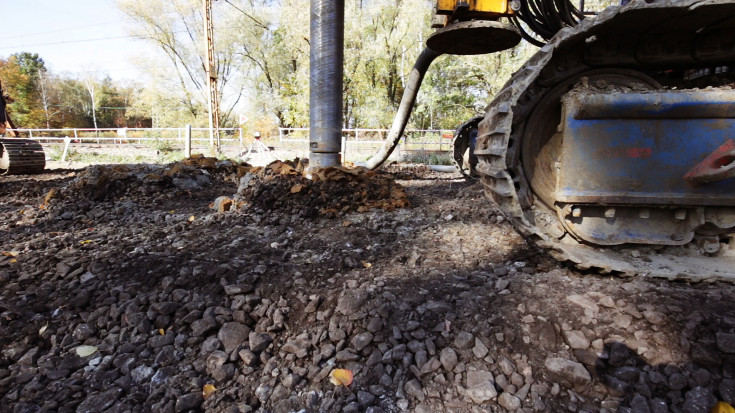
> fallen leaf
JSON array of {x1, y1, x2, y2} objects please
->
[
  {"x1": 39, "y1": 324, "x2": 48, "y2": 335},
  {"x1": 290, "y1": 184, "x2": 303, "y2": 194},
  {"x1": 712, "y1": 402, "x2": 735, "y2": 413},
  {"x1": 158, "y1": 328, "x2": 165, "y2": 335},
  {"x1": 202, "y1": 383, "x2": 216, "y2": 399},
  {"x1": 2, "y1": 251, "x2": 19, "y2": 257},
  {"x1": 341, "y1": 220, "x2": 351, "y2": 227},
  {"x1": 10, "y1": 259, "x2": 17, "y2": 264},
  {"x1": 75, "y1": 345, "x2": 98, "y2": 357},
  {"x1": 329, "y1": 368, "x2": 354, "y2": 386},
  {"x1": 189, "y1": 215, "x2": 196, "y2": 222},
  {"x1": 79, "y1": 240, "x2": 93, "y2": 245},
  {"x1": 362, "y1": 261, "x2": 372, "y2": 269},
  {"x1": 44, "y1": 188, "x2": 58, "y2": 204}
]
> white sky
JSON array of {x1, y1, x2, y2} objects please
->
[{"x1": 1, "y1": 0, "x2": 154, "y2": 81}]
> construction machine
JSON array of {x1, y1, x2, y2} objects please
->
[
  {"x1": 0, "y1": 80, "x2": 45, "y2": 174},
  {"x1": 308, "y1": 0, "x2": 735, "y2": 280}
]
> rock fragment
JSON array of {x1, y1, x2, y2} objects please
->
[{"x1": 464, "y1": 370, "x2": 497, "y2": 404}]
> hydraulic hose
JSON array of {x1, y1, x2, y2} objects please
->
[{"x1": 365, "y1": 47, "x2": 442, "y2": 170}]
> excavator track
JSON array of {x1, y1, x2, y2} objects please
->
[
  {"x1": 0, "y1": 139, "x2": 46, "y2": 175},
  {"x1": 475, "y1": 0, "x2": 735, "y2": 281}
]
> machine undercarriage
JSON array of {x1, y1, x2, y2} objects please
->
[
  {"x1": 473, "y1": 0, "x2": 735, "y2": 280},
  {"x1": 0, "y1": 81, "x2": 45, "y2": 175}
]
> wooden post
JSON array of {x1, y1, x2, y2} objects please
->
[
  {"x1": 185, "y1": 124, "x2": 192, "y2": 158},
  {"x1": 203, "y1": 0, "x2": 220, "y2": 156},
  {"x1": 61, "y1": 136, "x2": 72, "y2": 161}
]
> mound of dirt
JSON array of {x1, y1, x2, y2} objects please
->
[
  {"x1": 67, "y1": 155, "x2": 244, "y2": 202},
  {"x1": 216, "y1": 160, "x2": 410, "y2": 217}
]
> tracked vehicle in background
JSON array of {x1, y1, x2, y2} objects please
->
[
  {"x1": 310, "y1": 0, "x2": 735, "y2": 280},
  {"x1": 0, "y1": 80, "x2": 45, "y2": 175}
]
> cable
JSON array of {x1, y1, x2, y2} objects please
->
[
  {"x1": 511, "y1": 0, "x2": 584, "y2": 45},
  {"x1": 0, "y1": 35, "x2": 139, "y2": 50},
  {"x1": 1, "y1": 24, "x2": 246, "y2": 51},
  {"x1": 4, "y1": 20, "x2": 124, "y2": 40}
]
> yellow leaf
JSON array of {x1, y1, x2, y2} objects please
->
[
  {"x1": 158, "y1": 328, "x2": 165, "y2": 335},
  {"x1": 10, "y1": 259, "x2": 17, "y2": 264},
  {"x1": 712, "y1": 402, "x2": 735, "y2": 413},
  {"x1": 290, "y1": 184, "x2": 303, "y2": 194},
  {"x1": 329, "y1": 368, "x2": 354, "y2": 386},
  {"x1": 44, "y1": 187, "x2": 58, "y2": 203},
  {"x1": 2, "y1": 251, "x2": 19, "y2": 257},
  {"x1": 39, "y1": 324, "x2": 48, "y2": 335},
  {"x1": 202, "y1": 383, "x2": 216, "y2": 399},
  {"x1": 189, "y1": 215, "x2": 196, "y2": 222},
  {"x1": 362, "y1": 261, "x2": 372, "y2": 269},
  {"x1": 79, "y1": 240, "x2": 93, "y2": 245},
  {"x1": 75, "y1": 345, "x2": 98, "y2": 357},
  {"x1": 169, "y1": 210, "x2": 176, "y2": 213}
]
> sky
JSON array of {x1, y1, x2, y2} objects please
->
[{"x1": 2, "y1": 0, "x2": 154, "y2": 81}]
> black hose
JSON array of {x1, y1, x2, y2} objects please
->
[
  {"x1": 365, "y1": 0, "x2": 583, "y2": 170},
  {"x1": 511, "y1": 0, "x2": 584, "y2": 45},
  {"x1": 365, "y1": 47, "x2": 441, "y2": 170}
]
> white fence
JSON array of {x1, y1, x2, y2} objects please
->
[
  {"x1": 6, "y1": 127, "x2": 244, "y2": 146},
  {"x1": 278, "y1": 127, "x2": 455, "y2": 161},
  {"x1": 4, "y1": 126, "x2": 457, "y2": 162}
]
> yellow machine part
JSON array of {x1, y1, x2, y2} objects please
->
[{"x1": 435, "y1": 0, "x2": 511, "y2": 15}]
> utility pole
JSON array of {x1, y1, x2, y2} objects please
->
[{"x1": 204, "y1": 0, "x2": 220, "y2": 156}]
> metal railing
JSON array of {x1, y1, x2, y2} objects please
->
[
  {"x1": 6, "y1": 127, "x2": 244, "y2": 146},
  {"x1": 278, "y1": 127, "x2": 455, "y2": 161},
  {"x1": 2, "y1": 126, "x2": 456, "y2": 163}
]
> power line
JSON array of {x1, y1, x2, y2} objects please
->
[
  {"x1": 1, "y1": 25, "x2": 242, "y2": 51},
  {"x1": 4, "y1": 20, "x2": 124, "y2": 40},
  {"x1": 0, "y1": 35, "x2": 140, "y2": 50}
]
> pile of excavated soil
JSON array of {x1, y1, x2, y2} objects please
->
[
  {"x1": 1, "y1": 160, "x2": 734, "y2": 413},
  {"x1": 214, "y1": 160, "x2": 410, "y2": 218}
]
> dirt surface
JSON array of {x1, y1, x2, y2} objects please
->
[{"x1": 1, "y1": 159, "x2": 734, "y2": 413}]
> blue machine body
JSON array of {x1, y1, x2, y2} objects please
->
[{"x1": 558, "y1": 90, "x2": 735, "y2": 206}]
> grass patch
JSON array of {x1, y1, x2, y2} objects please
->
[{"x1": 401, "y1": 151, "x2": 453, "y2": 165}]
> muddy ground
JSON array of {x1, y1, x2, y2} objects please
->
[{"x1": 1, "y1": 159, "x2": 734, "y2": 413}]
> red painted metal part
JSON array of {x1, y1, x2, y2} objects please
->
[{"x1": 684, "y1": 139, "x2": 735, "y2": 186}]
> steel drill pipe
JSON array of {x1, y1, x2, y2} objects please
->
[{"x1": 309, "y1": 0, "x2": 344, "y2": 169}]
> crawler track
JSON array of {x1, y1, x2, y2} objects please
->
[
  {"x1": 0, "y1": 139, "x2": 46, "y2": 175},
  {"x1": 475, "y1": 0, "x2": 735, "y2": 281}
]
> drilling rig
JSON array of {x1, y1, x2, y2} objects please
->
[{"x1": 308, "y1": 0, "x2": 735, "y2": 280}]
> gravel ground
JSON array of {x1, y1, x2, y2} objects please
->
[{"x1": 1, "y1": 159, "x2": 734, "y2": 413}]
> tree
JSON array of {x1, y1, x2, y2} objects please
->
[
  {"x1": 226, "y1": 0, "x2": 310, "y2": 129},
  {"x1": 116, "y1": 0, "x2": 244, "y2": 126},
  {"x1": 83, "y1": 76, "x2": 99, "y2": 130},
  {"x1": 113, "y1": 0, "x2": 591, "y2": 131},
  {"x1": 0, "y1": 53, "x2": 48, "y2": 128}
]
